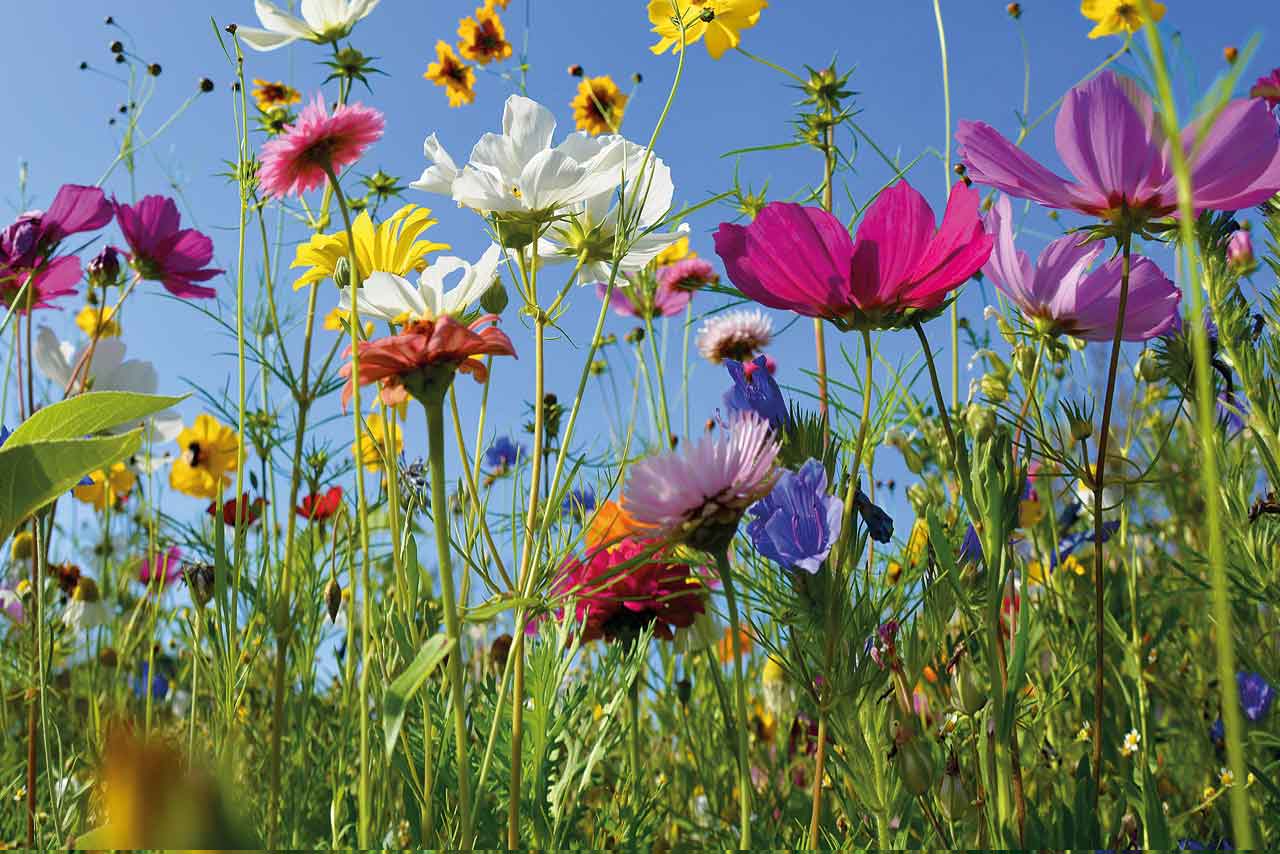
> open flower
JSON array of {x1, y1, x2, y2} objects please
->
[
  {"x1": 139, "y1": 546, "x2": 183, "y2": 588},
  {"x1": 238, "y1": 0, "x2": 380, "y2": 51},
  {"x1": 715, "y1": 181, "x2": 992, "y2": 330},
  {"x1": 698, "y1": 308, "x2": 772, "y2": 364},
  {"x1": 572, "y1": 75, "x2": 628, "y2": 136},
  {"x1": 340, "y1": 314, "x2": 516, "y2": 407},
  {"x1": 298, "y1": 485, "x2": 343, "y2": 520},
  {"x1": 723, "y1": 355, "x2": 789, "y2": 432},
  {"x1": 63, "y1": 577, "x2": 109, "y2": 631},
  {"x1": 983, "y1": 196, "x2": 1181, "y2": 341},
  {"x1": 1080, "y1": 0, "x2": 1165, "y2": 38},
  {"x1": 424, "y1": 41, "x2": 476, "y2": 107},
  {"x1": 1237, "y1": 671, "x2": 1275, "y2": 722},
  {"x1": 483, "y1": 435, "x2": 524, "y2": 473},
  {"x1": 252, "y1": 79, "x2": 301, "y2": 111},
  {"x1": 624, "y1": 412, "x2": 780, "y2": 551},
  {"x1": 597, "y1": 277, "x2": 689, "y2": 319},
  {"x1": 170, "y1": 415, "x2": 239, "y2": 500},
  {"x1": 457, "y1": 2, "x2": 512, "y2": 64},
  {"x1": 0, "y1": 184, "x2": 112, "y2": 312},
  {"x1": 1252, "y1": 68, "x2": 1280, "y2": 108},
  {"x1": 258, "y1": 95, "x2": 385, "y2": 199},
  {"x1": 207, "y1": 493, "x2": 266, "y2": 527},
  {"x1": 292, "y1": 204, "x2": 448, "y2": 290},
  {"x1": 659, "y1": 258, "x2": 718, "y2": 292},
  {"x1": 548, "y1": 539, "x2": 707, "y2": 643},
  {"x1": 648, "y1": 0, "x2": 768, "y2": 59},
  {"x1": 957, "y1": 70, "x2": 1280, "y2": 221},
  {"x1": 747, "y1": 458, "x2": 842, "y2": 574},
  {"x1": 585, "y1": 499, "x2": 648, "y2": 550},
  {"x1": 72, "y1": 463, "x2": 137, "y2": 511},
  {"x1": 340, "y1": 244, "x2": 500, "y2": 322},
  {"x1": 75, "y1": 304, "x2": 120, "y2": 338},
  {"x1": 354, "y1": 411, "x2": 402, "y2": 472},
  {"x1": 114, "y1": 196, "x2": 223, "y2": 299}
]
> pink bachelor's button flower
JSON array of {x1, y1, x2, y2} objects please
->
[
  {"x1": 258, "y1": 94, "x2": 385, "y2": 198},
  {"x1": 114, "y1": 195, "x2": 223, "y2": 299},
  {"x1": 713, "y1": 180, "x2": 992, "y2": 331},
  {"x1": 623, "y1": 412, "x2": 780, "y2": 552},
  {"x1": 957, "y1": 70, "x2": 1280, "y2": 221},
  {"x1": 658, "y1": 257, "x2": 719, "y2": 292},
  {"x1": 983, "y1": 195, "x2": 1181, "y2": 341}
]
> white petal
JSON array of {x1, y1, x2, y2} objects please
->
[
  {"x1": 453, "y1": 165, "x2": 521, "y2": 213},
  {"x1": 87, "y1": 339, "x2": 126, "y2": 379},
  {"x1": 103, "y1": 359, "x2": 159, "y2": 396},
  {"x1": 415, "y1": 257, "x2": 470, "y2": 317},
  {"x1": 300, "y1": 0, "x2": 345, "y2": 30},
  {"x1": 502, "y1": 96, "x2": 556, "y2": 166},
  {"x1": 467, "y1": 133, "x2": 523, "y2": 187},
  {"x1": 440, "y1": 244, "x2": 502, "y2": 316},
  {"x1": 35, "y1": 327, "x2": 73, "y2": 388},
  {"x1": 519, "y1": 149, "x2": 590, "y2": 211},
  {"x1": 149, "y1": 411, "x2": 184, "y2": 445},
  {"x1": 349, "y1": 271, "x2": 428, "y2": 321},
  {"x1": 236, "y1": 26, "x2": 299, "y2": 50},
  {"x1": 411, "y1": 133, "x2": 460, "y2": 195}
]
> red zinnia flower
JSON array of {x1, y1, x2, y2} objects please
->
[
  {"x1": 258, "y1": 94, "x2": 385, "y2": 198},
  {"x1": 206, "y1": 493, "x2": 266, "y2": 527},
  {"x1": 297, "y1": 485, "x2": 343, "y2": 520},
  {"x1": 339, "y1": 314, "x2": 516, "y2": 408}
]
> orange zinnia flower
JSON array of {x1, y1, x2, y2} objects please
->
[{"x1": 340, "y1": 314, "x2": 515, "y2": 408}]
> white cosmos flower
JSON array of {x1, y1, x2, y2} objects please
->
[
  {"x1": 540, "y1": 137, "x2": 687, "y2": 283},
  {"x1": 340, "y1": 244, "x2": 503, "y2": 323},
  {"x1": 35, "y1": 328, "x2": 182, "y2": 443},
  {"x1": 415, "y1": 95, "x2": 627, "y2": 220},
  {"x1": 238, "y1": 0, "x2": 380, "y2": 51}
]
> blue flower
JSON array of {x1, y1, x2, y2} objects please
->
[
  {"x1": 1056, "y1": 501, "x2": 1081, "y2": 529},
  {"x1": 1218, "y1": 389, "x2": 1247, "y2": 435},
  {"x1": 1209, "y1": 717, "x2": 1225, "y2": 744},
  {"x1": 562, "y1": 486, "x2": 596, "y2": 517},
  {"x1": 1048, "y1": 520, "x2": 1120, "y2": 569},
  {"x1": 484, "y1": 436, "x2": 524, "y2": 472},
  {"x1": 1237, "y1": 671, "x2": 1275, "y2": 722},
  {"x1": 131, "y1": 662, "x2": 169, "y2": 702},
  {"x1": 0, "y1": 425, "x2": 10, "y2": 446},
  {"x1": 746, "y1": 459, "x2": 842, "y2": 574},
  {"x1": 853, "y1": 490, "x2": 892, "y2": 544},
  {"x1": 723, "y1": 355, "x2": 789, "y2": 432},
  {"x1": 958, "y1": 524, "x2": 983, "y2": 566}
]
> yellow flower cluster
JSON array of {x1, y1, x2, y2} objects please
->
[{"x1": 424, "y1": 0, "x2": 514, "y2": 108}]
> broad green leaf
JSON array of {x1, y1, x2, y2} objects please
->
[
  {"x1": 0, "y1": 431, "x2": 141, "y2": 543},
  {"x1": 382, "y1": 633, "x2": 454, "y2": 760},
  {"x1": 6, "y1": 391, "x2": 185, "y2": 446}
]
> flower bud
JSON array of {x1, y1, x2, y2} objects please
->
[
  {"x1": 1006, "y1": 3, "x2": 1022, "y2": 19},
  {"x1": 937, "y1": 753, "x2": 972, "y2": 820},
  {"x1": 1047, "y1": 339, "x2": 1071, "y2": 363},
  {"x1": 333, "y1": 256, "x2": 352, "y2": 290},
  {"x1": 99, "y1": 646, "x2": 119, "y2": 668},
  {"x1": 676, "y1": 677, "x2": 692, "y2": 706},
  {"x1": 894, "y1": 732, "x2": 935, "y2": 796},
  {"x1": 1011, "y1": 344, "x2": 1036, "y2": 379},
  {"x1": 1228, "y1": 228, "x2": 1253, "y2": 269},
  {"x1": 324, "y1": 579, "x2": 343, "y2": 623},
  {"x1": 480, "y1": 279, "x2": 509, "y2": 315},
  {"x1": 1224, "y1": 45, "x2": 1239, "y2": 64},
  {"x1": 86, "y1": 246, "x2": 121, "y2": 288},
  {"x1": 966, "y1": 406, "x2": 996, "y2": 442},
  {"x1": 698, "y1": 7, "x2": 715, "y2": 22},
  {"x1": 182, "y1": 562, "x2": 216, "y2": 609},
  {"x1": 10, "y1": 531, "x2": 34, "y2": 561},
  {"x1": 979, "y1": 373, "x2": 1008, "y2": 404},
  {"x1": 951, "y1": 661, "x2": 987, "y2": 715},
  {"x1": 1136, "y1": 348, "x2": 1162, "y2": 383},
  {"x1": 1069, "y1": 413, "x2": 1093, "y2": 443}
]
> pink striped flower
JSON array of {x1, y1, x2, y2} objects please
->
[
  {"x1": 713, "y1": 181, "x2": 992, "y2": 331},
  {"x1": 259, "y1": 95, "x2": 384, "y2": 198},
  {"x1": 983, "y1": 196, "x2": 1180, "y2": 341},
  {"x1": 957, "y1": 71, "x2": 1280, "y2": 220}
]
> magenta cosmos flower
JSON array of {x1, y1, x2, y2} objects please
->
[
  {"x1": 0, "y1": 184, "x2": 112, "y2": 312},
  {"x1": 957, "y1": 70, "x2": 1280, "y2": 220},
  {"x1": 713, "y1": 181, "x2": 992, "y2": 330},
  {"x1": 624, "y1": 413, "x2": 780, "y2": 551},
  {"x1": 115, "y1": 196, "x2": 222, "y2": 299},
  {"x1": 139, "y1": 545, "x2": 183, "y2": 589},
  {"x1": 1252, "y1": 68, "x2": 1280, "y2": 108},
  {"x1": 259, "y1": 94, "x2": 385, "y2": 198},
  {"x1": 984, "y1": 196, "x2": 1180, "y2": 341}
]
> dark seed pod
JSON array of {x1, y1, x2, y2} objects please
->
[{"x1": 324, "y1": 579, "x2": 343, "y2": 623}]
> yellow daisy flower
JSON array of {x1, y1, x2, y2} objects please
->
[
  {"x1": 457, "y1": 3, "x2": 513, "y2": 65},
  {"x1": 170, "y1": 414, "x2": 239, "y2": 500},
  {"x1": 906, "y1": 518, "x2": 929, "y2": 566},
  {"x1": 354, "y1": 412, "x2": 403, "y2": 472},
  {"x1": 292, "y1": 204, "x2": 449, "y2": 290},
  {"x1": 75, "y1": 304, "x2": 121, "y2": 338},
  {"x1": 655, "y1": 236, "x2": 694, "y2": 267},
  {"x1": 648, "y1": 0, "x2": 769, "y2": 60},
  {"x1": 251, "y1": 78, "x2": 302, "y2": 112},
  {"x1": 424, "y1": 40, "x2": 477, "y2": 107},
  {"x1": 73, "y1": 463, "x2": 137, "y2": 511},
  {"x1": 571, "y1": 75, "x2": 628, "y2": 136},
  {"x1": 1080, "y1": 0, "x2": 1165, "y2": 39}
]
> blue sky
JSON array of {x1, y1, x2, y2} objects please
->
[{"x1": 3, "y1": 0, "x2": 1277, "y2": 536}]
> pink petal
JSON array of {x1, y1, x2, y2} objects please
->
[
  {"x1": 956, "y1": 120, "x2": 1081, "y2": 210},
  {"x1": 849, "y1": 180, "x2": 937, "y2": 307},
  {"x1": 1168, "y1": 97, "x2": 1280, "y2": 212},
  {"x1": 42, "y1": 185, "x2": 112, "y2": 242},
  {"x1": 899, "y1": 182, "x2": 993, "y2": 309}
]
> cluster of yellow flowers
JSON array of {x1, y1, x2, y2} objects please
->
[{"x1": 424, "y1": 0, "x2": 513, "y2": 107}]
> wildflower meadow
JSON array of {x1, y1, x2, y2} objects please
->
[{"x1": 6, "y1": 0, "x2": 1280, "y2": 849}]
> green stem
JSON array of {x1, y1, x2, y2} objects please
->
[
  {"x1": 931, "y1": 0, "x2": 957, "y2": 407},
  {"x1": 716, "y1": 550, "x2": 752, "y2": 850},
  {"x1": 628, "y1": 673, "x2": 643, "y2": 813},
  {"x1": 426, "y1": 399, "x2": 474, "y2": 849},
  {"x1": 642, "y1": 312, "x2": 672, "y2": 442}
]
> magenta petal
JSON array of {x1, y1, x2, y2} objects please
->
[
  {"x1": 1170, "y1": 98, "x2": 1280, "y2": 212},
  {"x1": 956, "y1": 120, "x2": 1081, "y2": 210},
  {"x1": 162, "y1": 275, "x2": 218, "y2": 300},
  {"x1": 162, "y1": 229, "x2": 217, "y2": 272},
  {"x1": 598, "y1": 282, "x2": 639, "y2": 317},
  {"x1": 1033, "y1": 233, "x2": 1102, "y2": 310},
  {"x1": 42, "y1": 184, "x2": 112, "y2": 243},
  {"x1": 654, "y1": 282, "x2": 692, "y2": 317},
  {"x1": 848, "y1": 181, "x2": 936, "y2": 306},
  {"x1": 899, "y1": 182, "x2": 993, "y2": 309},
  {"x1": 1054, "y1": 71, "x2": 1166, "y2": 211}
]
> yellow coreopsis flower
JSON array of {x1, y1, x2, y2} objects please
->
[
  {"x1": 170, "y1": 414, "x2": 239, "y2": 500},
  {"x1": 655, "y1": 236, "x2": 694, "y2": 267},
  {"x1": 75, "y1": 304, "x2": 120, "y2": 338},
  {"x1": 251, "y1": 78, "x2": 301, "y2": 112},
  {"x1": 424, "y1": 40, "x2": 477, "y2": 107},
  {"x1": 73, "y1": 463, "x2": 137, "y2": 511},
  {"x1": 905, "y1": 518, "x2": 929, "y2": 566},
  {"x1": 648, "y1": 0, "x2": 768, "y2": 60},
  {"x1": 571, "y1": 75, "x2": 628, "y2": 136},
  {"x1": 457, "y1": 3, "x2": 513, "y2": 64},
  {"x1": 1080, "y1": 0, "x2": 1165, "y2": 38},
  {"x1": 291, "y1": 204, "x2": 449, "y2": 290},
  {"x1": 323, "y1": 306, "x2": 375, "y2": 337},
  {"x1": 355, "y1": 412, "x2": 403, "y2": 472}
]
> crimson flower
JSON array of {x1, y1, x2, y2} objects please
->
[
  {"x1": 1251, "y1": 67, "x2": 1280, "y2": 109},
  {"x1": 206, "y1": 493, "x2": 266, "y2": 527},
  {"x1": 297, "y1": 485, "x2": 343, "y2": 520},
  {"x1": 115, "y1": 195, "x2": 223, "y2": 299}
]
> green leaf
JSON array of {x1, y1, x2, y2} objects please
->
[
  {"x1": 0, "y1": 431, "x2": 141, "y2": 543},
  {"x1": 6, "y1": 391, "x2": 185, "y2": 446},
  {"x1": 382, "y1": 633, "x2": 454, "y2": 760},
  {"x1": 463, "y1": 594, "x2": 540, "y2": 623}
]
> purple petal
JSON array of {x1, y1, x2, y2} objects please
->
[
  {"x1": 1169, "y1": 97, "x2": 1280, "y2": 212},
  {"x1": 956, "y1": 120, "x2": 1080, "y2": 210},
  {"x1": 42, "y1": 185, "x2": 112, "y2": 243}
]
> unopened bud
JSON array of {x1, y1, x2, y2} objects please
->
[
  {"x1": 1011, "y1": 344, "x2": 1036, "y2": 378},
  {"x1": 625, "y1": 326, "x2": 645, "y2": 344},
  {"x1": 333, "y1": 256, "x2": 352, "y2": 290},
  {"x1": 698, "y1": 7, "x2": 715, "y2": 22},
  {"x1": 1224, "y1": 45, "x2": 1239, "y2": 64},
  {"x1": 567, "y1": 64, "x2": 583, "y2": 77},
  {"x1": 894, "y1": 732, "x2": 935, "y2": 796},
  {"x1": 324, "y1": 579, "x2": 343, "y2": 623},
  {"x1": 86, "y1": 246, "x2": 121, "y2": 288},
  {"x1": 1136, "y1": 349, "x2": 1162, "y2": 383},
  {"x1": 147, "y1": 63, "x2": 162, "y2": 76},
  {"x1": 1006, "y1": 2, "x2": 1022, "y2": 19},
  {"x1": 938, "y1": 754, "x2": 972, "y2": 820},
  {"x1": 966, "y1": 406, "x2": 996, "y2": 442},
  {"x1": 951, "y1": 662, "x2": 987, "y2": 715},
  {"x1": 199, "y1": 77, "x2": 215, "y2": 93},
  {"x1": 676, "y1": 677, "x2": 692, "y2": 705},
  {"x1": 979, "y1": 372, "x2": 1008, "y2": 404},
  {"x1": 479, "y1": 278, "x2": 508, "y2": 315},
  {"x1": 1069, "y1": 414, "x2": 1093, "y2": 443},
  {"x1": 109, "y1": 40, "x2": 123, "y2": 53}
]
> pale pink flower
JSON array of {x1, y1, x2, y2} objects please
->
[
  {"x1": 696, "y1": 307, "x2": 773, "y2": 364},
  {"x1": 258, "y1": 95, "x2": 384, "y2": 198}
]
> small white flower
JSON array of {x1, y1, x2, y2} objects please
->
[
  {"x1": 1120, "y1": 728, "x2": 1140, "y2": 757},
  {"x1": 238, "y1": 0, "x2": 380, "y2": 51},
  {"x1": 1219, "y1": 767, "x2": 1235, "y2": 787},
  {"x1": 341, "y1": 244, "x2": 503, "y2": 323}
]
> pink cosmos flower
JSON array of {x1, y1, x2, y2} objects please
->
[
  {"x1": 957, "y1": 70, "x2": 1280, "y2": 219},
  {"x1": 0, "y1": 184, "x2": 112, "y2": 313},
  {"x1": 258, "y1": 95, "x2": 385, "y2": 198},
  {"x1": 624, "y1": 413, "x2": 780, "y2": 550},
  {"x1": 139, "y1": 546, "x2": 183, "y2": 589},
  {"x1": 114, "y1": 196, "x2": 223, "y2": 299},
  {"x1": 983, "y1": 196, "x2": 1180, "y2": 341},
  {"x1": 1227, "y1": 228, "x2": 1254, "y2": 268},
  {"x1": 1252, "y1": 68, "x2": 1280, "y2": 108},
  {"x1": 713, "y1": 181, "x2": 992, "y2": 330},
  {"x1": 658, "y1": 258, "x2": 719, "y2": 292},
  {"x1": 596, "y1": 279, "x2": 690, "y2": 319}
]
